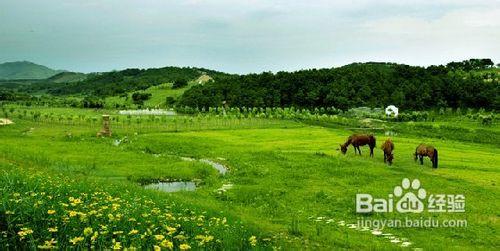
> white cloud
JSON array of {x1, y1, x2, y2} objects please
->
[{"x1": 360, "y1": 7, "x2": 500, "y2": 65}]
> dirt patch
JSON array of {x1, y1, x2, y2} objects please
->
[
  {"x1": 0, "y1": 118, "x2": 13, "y2": 126},
  {"x1": 196, "y1": 74, "x2": 213, "y2": 84}
]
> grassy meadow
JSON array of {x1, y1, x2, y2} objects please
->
[
  {"x1": 0, "y1": 106, "x2": 499, "y2": 250},
  {"x1": 105, "y1": 74, "x2": 213, "y2": 108}
]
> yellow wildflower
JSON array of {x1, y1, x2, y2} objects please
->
[
  {"x1": 128, "y1": 229, "x2": 139, "y2": 235},
  {"x1": 153, "y1": 245, "x2": 161, "y2": 251},
  {"x1": 154, "y1": 234, "x2": 165, "y2": 241},
  {"x1": 17, "y1": 228, "x2": 34, "y2": 239},
  {"x1": 48, "y1": 227, "x2": 58, "y2": 233},
  {"x1": 160, "y1": 239, "x2": 173, "y2": 249},
  {"x1": 84, "y1": 227, "x2": 93, "y2": 236},
  {"x1": 174, "y1": 234, "x2": 187, "y2": 241},
  {"x1": 112, "y1": 240, "x2": 122, "y2": 250},
  {"x1": 195, "y1": 235, "x2": 214, "y2": 245},
  {"x1": 37, "y1": 238, "x2": 57, "y2": 249},
  {"x1": 91, "y1": 231, "x2": 99, "y2": 242},
  {"x1": 179, "y1": 243, "x2": 191, "y2": 250},
  {"x1": 249, "y1": 236, "x2": 257, "y2": 246},
  {"x1": 166, "y1": 226, "x2": 176, "y2": 235},
  {"x1": 47, "y1": 209, "x2": 56, "y2": 215},
  {"x1": 69, "y1": 211, "x2": 78, "y2": 217},
  {"x1": 69, "y1": 236, "x2": 84, "y2": 245}
]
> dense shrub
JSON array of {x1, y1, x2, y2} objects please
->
[
  {"x1": 172, "y1": 79, "x2": 188, "y2": 89},
  {"x1": 81, "y1": 96, "x2": 104, "y2": 109},
  {"x1": 131, "y1": 92, "x2": 152, "y2": 105}
]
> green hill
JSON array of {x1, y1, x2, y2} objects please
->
[
  {"x1": 0, "y1": 61, "x2": 63, "y2": 80},
  {"x1": 105, "y1": 74, "x2": 213, "y2": 108},
  {"x1": 47, "y1": 66, "x2": 227, "y2": 96},
  {"x1": 179, "y1": 59, "x2": 499, "y2": 110},
  {"x1": 46, "y1": 72, "x2": 88, "y2": 83}
]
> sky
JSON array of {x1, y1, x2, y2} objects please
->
[{"x1": 1, "y1": 0, "x2": 499, "y2": 73}]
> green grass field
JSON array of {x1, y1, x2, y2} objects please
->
[{"x1": 0, "y1": 109, "x2": 499, "y2": 250}]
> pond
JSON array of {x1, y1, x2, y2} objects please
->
[
  {"x1": 118, "y1": 109, "x2": 176, "y2": 116},
  {"x1": 200, "y1": 159, "x2": 228, "y2": 175},
  {"x1": 144, "y1": 181, "x2": 196, "y2": 192},
  {"x1": 179, "y1": 157, "x2": 229, "y2": 175}
]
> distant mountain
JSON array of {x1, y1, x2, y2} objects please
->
[{"x1": 0, "y1": 61, "x2": 64, "y2": 80}]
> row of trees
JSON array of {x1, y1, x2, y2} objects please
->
[
  {"x1": 174, "y1": 105, "x2": 497, "y2": 123},
  {"x1": 179, "y1": 60, "x2": 499, "y2": 110},
  {"x1": 446, "y1": 59, "x2": 495, "y2": 71}
]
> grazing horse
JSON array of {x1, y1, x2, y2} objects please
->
[
  {"x1": 381, "y1": 138, "x2": 394, "y2": 165},
  {"x1": 340, "y1": 134, "x2": 376, "y2": 157},
  {"x1": 414, "y1": 144, "x2": 438, "y2": 168}
]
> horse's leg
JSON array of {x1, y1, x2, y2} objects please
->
[
  {"x1": 384, "y1": 153, "x2": 387, "y2": 163},
  {"x1": 419, "y1": 156, "x2": 424, "y2": 165},
  {"x1": 358, "y1": 147, "x2": 362, "y2": 155},
  {"x1": 370, "y1": 147, "x2": 374, "y2": 157}
]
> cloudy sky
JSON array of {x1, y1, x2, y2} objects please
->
[{"x1": 1, "y1": 0, "x2": 499, "y2": 73}]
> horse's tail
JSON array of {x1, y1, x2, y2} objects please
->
[{"x1": 433, "y1": 149, "x2": 438, "y2": 168}]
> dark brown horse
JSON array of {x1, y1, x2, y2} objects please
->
[
  {"x1": 340, "y1": 134, "x2": 376, "y2": 157},
  {"x1": 414, "y1": 144, "x2": 438, "y2": 168},
  {"x1": 381, "y1": 138, "x2": 394, "y2": 165}
]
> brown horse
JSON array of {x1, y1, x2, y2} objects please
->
[
  {"x1": 381, "y1": 138, "x2": 394, "y2": 165},
  {"x1": 340, "y1": 134, "x2": 376, "y2": 157},
  {"x1": 414, "y1": 144, "x2": 438, "y2": 168}
]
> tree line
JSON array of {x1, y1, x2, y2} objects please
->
[{"x1": 179, "y1": 60, "x2": 499, "y2": 110}]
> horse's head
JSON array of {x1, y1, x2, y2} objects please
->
[{"x1": 340, "y1": 144, "x2": 348, "y2": 154}]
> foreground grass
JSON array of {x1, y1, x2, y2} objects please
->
[{"x1": 0, "y1": 115, "x2": 499, "y2": 250}]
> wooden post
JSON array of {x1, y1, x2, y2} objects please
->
[{"x1": 97, "y1": 115, "x2": 112, "y2": 137}]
